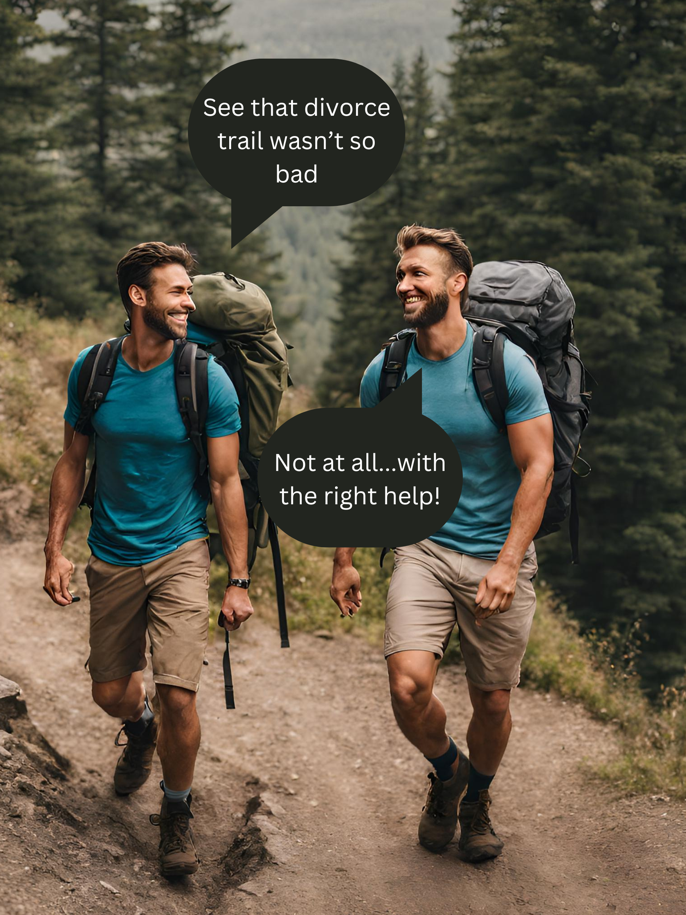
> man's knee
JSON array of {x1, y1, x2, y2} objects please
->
[
  {"x1": 388, "y1": 666, "x2": 434, "y2": 718},
  {"x1": 157, "y1": 684, "x2": 197, "y2": 720},
  {"x1": 91, "y1": 677, "x2": 144, "y2": 718},
  {"x1": 470, "y1": 685, "x2": 511, "y2": 725}
]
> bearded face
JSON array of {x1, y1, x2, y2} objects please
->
[
  {"x1": 142, "y1": 287, "x2": 190, "y2": 341},
  {"x1": 402, "y1": 288, "x2": 450, "y2": 329}
]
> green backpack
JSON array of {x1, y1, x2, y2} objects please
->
[
  {"x1": 185, "y1": 272, "x2": 292, "y2": 705},
  {"x1": 186, "y1": 272, "x2": 292, "y2": 565}
]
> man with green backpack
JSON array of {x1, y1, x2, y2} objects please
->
[
  {"x1": 330, "y1": 224, "x2": 589, "y2": 863},
  {"x1": 43, "y1": 241, "x2": 260, "y2": 878}
]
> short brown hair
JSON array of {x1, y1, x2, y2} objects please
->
[
  {"x1": 395, "y1": 225, "x2": 473, "y2": 309},
  {"x1": 116, "y1": 242, "x2": 196, "y2": 314}
]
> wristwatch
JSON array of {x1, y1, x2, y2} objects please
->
[{"x1": 228, "y1": 577, "x2": 251, "y2": 590}]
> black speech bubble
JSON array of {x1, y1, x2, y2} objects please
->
[
  {"x1": 258, "y1": 373, "x2": 463, "y2": 548},
  {"x1": 188, "y1": 59, "x2": 405, "y2": 246}
]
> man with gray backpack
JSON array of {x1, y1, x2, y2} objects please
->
[
  {"x1": 331, "y1": 224, "x2": 589, "y2": 862},
  {"x1": 43, "y1": 242, "x2": 289, "y2": 878}
]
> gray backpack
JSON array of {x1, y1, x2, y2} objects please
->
[{"x1": 379, "y1": 260, "x2": 592, "y2": 562}]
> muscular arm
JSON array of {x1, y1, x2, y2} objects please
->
[
  {"x1": 207, "y1": 433, "x2": 254, "y2": 630},
  {"x1": 44, "y1": 421, "x2": 90, "y2": 605},
  {"x1": 330, "y1": 547, "x2": 361, "y2": 617},
  {"x1": 475, "y1": 413, "x2": 554, "y2": 619}
]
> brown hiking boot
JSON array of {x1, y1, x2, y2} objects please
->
[
  {"x1": 150, "y1": 793, "x2": 199, "y2": 878},
  {"x1": 458, "y1": 789, "x2": 504, "y2": 862},
  {"x1": 113, "y1": 717, "x2": 158, "y2": 796},
  {"x1": 418, "y1": 749, "x2": 470, "y2": 852}
]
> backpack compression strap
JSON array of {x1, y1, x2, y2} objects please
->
[
  {"x1": 174, "y1": 340, "x2": 209, "y2": 479},
  {"x1": 471, "y1": 324, "x2": 509, "y2": 434},
  {"x1": 74, "y1": 336, "x2": 125, "y2": 435},
  {"x1": 75, "y1": 336, "x2": 125, "y2": 510},
  {"x1": 378, "y1": 330, "x2": 416, "y2": 401}
]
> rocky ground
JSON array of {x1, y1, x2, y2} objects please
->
[{"x1": 2, "y1": 538, "x2": 685, "y2": 915}]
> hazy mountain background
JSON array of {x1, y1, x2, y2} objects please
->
[{"x1": 229, "y1": 0, "x2": 457, "y2": 382}]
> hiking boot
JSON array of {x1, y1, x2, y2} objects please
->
[
  {"x1": 150, "y1": 793, "x2": 199, "y2": 878},
  {"x1": 113, "y1": 716, "x2": 158, "y2": 796},
  {"x1": 418, "y1": 748, "x2": 470, "y2": 852},
  {"x1": 458, "y1": 789, "x2": 504, "y2": 862}
]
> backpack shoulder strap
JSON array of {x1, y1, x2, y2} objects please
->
[
  {"x1": 74, "y1": 336, "x2": 125, "y2": 435},
  {"x1": 378, "y1": 330, "x2": 416, "y2": 401},
  {"x1": 174, "y1": 340, "x2": 209, "y2": 479},
  {"x1": 471, "y1": 323, "x2": 509, "y2": 434}
]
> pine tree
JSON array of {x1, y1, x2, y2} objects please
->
[
  {"x1": 318, "y1": 52, "x2": 440, "y2": 405},
  {"x1": 137, "y1": 0, "x2": 281, "y2": 297},
  {"x1": 439, "y1": 0, "x2": 686, "y2": 689},
  {"x1": 49, "y1": 0, "x2": 154, "y2": 297},
  {"x1": 0, "y1": 0, "x2": 100, "y2": 313}
]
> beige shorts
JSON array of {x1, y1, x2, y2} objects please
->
[
  {"x1": 85, "y1": 538, "x2": 211, "y2": 692},
  {"x1": 385, "y1": 539, "x2": 538, "y2": 690}
]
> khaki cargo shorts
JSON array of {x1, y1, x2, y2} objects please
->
[
  {"x1": 385, "y1": 538, "x2": 538, "y2": 691},
  {"x1": 85, "y1": 538, "x2": 211, "y2": 692}
]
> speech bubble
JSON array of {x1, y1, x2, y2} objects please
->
[
  {"x1": 257, "y1": 373, "x2": 463, "y2": 548},
  {"x1": 188, "y1": 59, "x2": 405, "y2": 246}
]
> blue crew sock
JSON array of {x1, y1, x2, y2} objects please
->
[
  {"x1": 124, "y1": 695, "x2": 154, "y2": 736},
  {"x1": 425, "y1": 736, "x2": 459, "y2": 782},
  {"x1": 162, "y1": 781, "x2": 192, "y2": 804},
  {"x1": 465, "y1": 763, "x2": 494, "y2": 802}
]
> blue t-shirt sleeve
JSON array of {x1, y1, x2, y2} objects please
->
[
  {"x1": 503, "y1": 340, "x2": 550, "y2": 425},
  {"x1": 64, "y1": 347, "x2": 93, "y2": 428},
  {"x1": 359, "y1": 351, "x2": 384, "y2": 408},
  {"x1": 205, "y1": 357, "x2": 241, "y2": 437}
]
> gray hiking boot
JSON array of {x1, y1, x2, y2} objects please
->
[
  {"x1": 113, "y1": 716, "x2": 158, "y2": 796},
  {"x1": 458, "y1": 789, "x2": 504, "y2": 862},
  {"x1": 418, "y1": 749, "x2": 470, "y2": 852},
  {"x1": 150, "y1": 793, "x2": 199, "y2": 878}
]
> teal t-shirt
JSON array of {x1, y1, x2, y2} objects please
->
[
  {"x1": 65, "y1": 344, "x2": 241, "y2": 566},
  {"x1": 360, "y1": 330, "x2": 549, "y2": 559}
]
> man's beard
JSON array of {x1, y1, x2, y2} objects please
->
[
  {"x1": 142, "y1": 293, "x2": 188, "y2": 341},
  {"x1": 403, "y1": 289, "x2": 450, "y2": 329}
]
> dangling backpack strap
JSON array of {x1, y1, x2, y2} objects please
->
[
  {"x1": 569, "y1": 474, "x2": 580, "y2": 565},
  {"x1": 268, "y1": 516, "x2": 290, "y2": 649},
  {"x1": 378, "y1": 330, "x2": 416, "y2": 401},
  {"x1": 75, "y1": 336, "x2": 125, "y2": 509},
  {"x1": 221, "y1": 626, "x2": 235, "y2": 709},
  {"x1": 174, "y1": 341, "x2": 209, "y2": 483},
  {"x1": 471, "y1": 324, "x2": 509, "y2": 434}
]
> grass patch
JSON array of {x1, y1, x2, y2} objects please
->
[{"x1": 0, "y1": 293, "x2": 120, "y2": 526}]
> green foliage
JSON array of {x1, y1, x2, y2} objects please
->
[
  {"x1": 134, "y1": 1, "x2": 282, "y2": 296},
  {"x1": 0, "y1": 292, "x2": 119, "y2": 518},
  {"x1": 0, "y1": 1, "x2": 100, "y2": 312},
  {"x1": 436, "y1": 0, "x2": 686, "y2": 691},
  {"x1": 317, "y1": 52, "x2": 441, "y2": 405},
  {"x1": 49, "y1": 0, "x2": 154, "y2": 302},
  {"x1": 1, "y1": 1, "x2": 282, "y2": 318}
]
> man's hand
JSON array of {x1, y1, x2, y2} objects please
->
[
  {"x1": 44, "y1": 552, "x2": 76, "y2": 606},
  {"x1": 330, "y1": 563, "x2": 362, "y2": 617},
  {"x1": 219, "y1": 586, "x2": 254, "y2": 631},
  {"x1": 474, "y1": 558, "x2": 519, "y2": 624}
]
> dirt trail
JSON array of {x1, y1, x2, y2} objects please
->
[{"x1": 2, "y1": 538, "x2": 685, "y2": 915}]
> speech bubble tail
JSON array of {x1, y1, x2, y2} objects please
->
[
  {"x1": 231, "y1": 199, "x2": 281, "y2": 247},
  {"x1": 376, "y1": 368, "x2": 422, "y2": 414}
]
